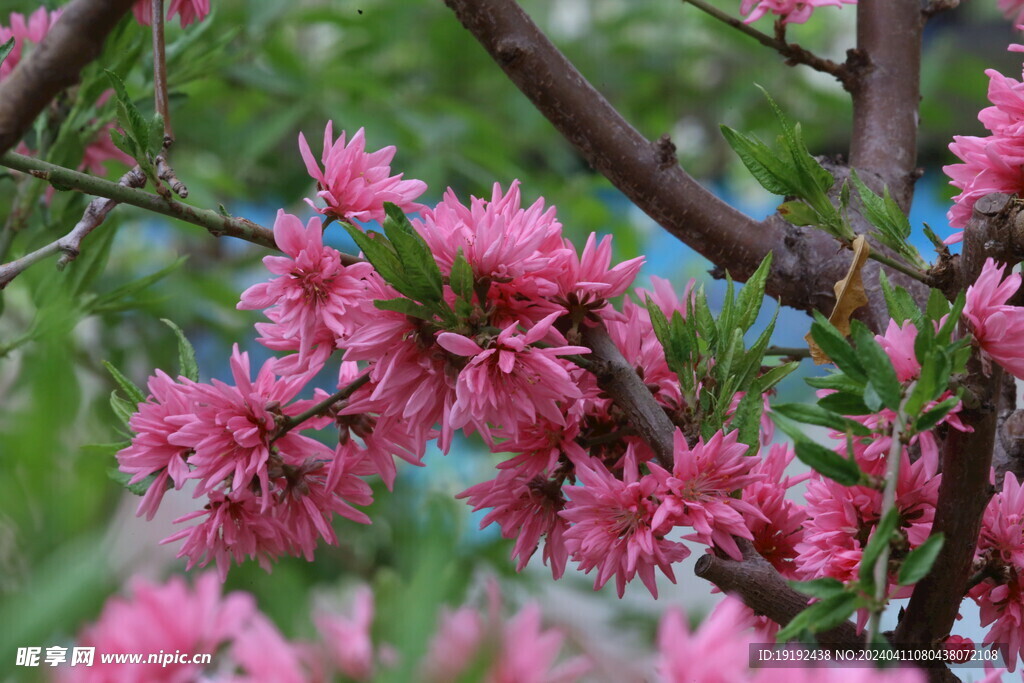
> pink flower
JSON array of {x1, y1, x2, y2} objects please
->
[
  {"x1": 458, "y1": 468, "x2": 571, "y2": 579},
  {"x1": 971, "y1": 574, "x2": 1024, "y2": 672},
  {"x1": 239, "y1": 210, "x2": 374, "y2": 365},
  {"x1": 0, "y1": 8, "x2": 61, "y2": 81},
  {"x1": 554, "y1": 233, "x2": 644, "y2": 307},
  {"x1": 979, "y1": 473, "x2": 1024, "y2": 576},
  {"x1": 561, "y1": 455, "x2": 689, "y2": 597},
  {"x1": 315, "y1": 586, "x2": 377, "y2": 682},
  {"x1": 647, "y1": 429, "x2": 767, "y2": 561},
  {"x1": 63, "y1": 573, "x2": 255, "y2": 682},
  {"x1": 1001, "y1": 0, "x2": 1024, "y2": 27},
  {"x1": 226, "y1": 613, "x2": 307, "y2": 683},
  {"x1": 741, "y1": 443, "x2": 808, "y2": 577},
  {"x1": 298, "y1": 122, "x2": 426, "y2": 223},
  {"x1": 876, "y1": 319, "x2": 921, "y2": 382},
  {"x1": 656, "y1": 596, "x2": 757, "y2": 682},
  {"x1": 738, "y1": 0, "x2": 855, "y2": 25},
  {"x1": 168, "y1": 346, "x2": 329, "y2": 506},
  {"x1": 163, "y1": 489, "x2": 291, "y2": 581},
  {"x1": 437, "y1": 312, "x2": 588, "y2": 442},
  {"x1": 964, "y1": 258, "x2": 1024, "y2": 379},
  {"x1": 422, "y1": 583, "x2": 590, "y2": 683},
  {"x1": 945, "y1": 134, "x2": 1024, "y2": 236},
  {"x1": 414, "y1": 181, "x2": 572, "y2": 323},
  {"x1": 116, "y1": 370, "x2": 196, "y2": 520},
  {"x1": 132, "y1": 0, "x2": 211, "y2": 27}
]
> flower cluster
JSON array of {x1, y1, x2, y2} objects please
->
[
  {"x1": 65, "y1": 574, "x2": 587, "y2": 683},
  {"x1": 945, "y1": 41, "x2": 1024, "y2": 239}
]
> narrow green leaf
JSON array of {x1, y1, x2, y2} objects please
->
[
  {"x1": 772, "y1": 403, "x2": 872, "y2": 436},
  {"x1": 818, "y1": 390, "x2": 872, "y2": 415},
  {"x1": 343, "y1": 224, "x2": 406, "y2": 290},
  {"x1": 382, "y1": 203, "x2": 444, "y2": 303},
  {"x1": 449, "y1": 248, "x2": 475, "y2": 302},
  {"x1": 731, "y1": 389, "x2": 764, "y2": 450},
  {"x1": 102, "y1": 361, "x2": 146, "y2": 407},
  {"x1": 736, "y1": 253, "x2": 773, "y2": 332},
  {"x1": 374, "y1": 297, "x2": 436, "y2": 321},
  {"x1": 0, "y1": 38, "x2": 13, "y2": 69},
  {"x1": 859, "y1": 508, "x2": 900, "y2": 587},
  {"x1": 81, "y1": 441, "x2": 131, "y2": 457},
  {"x1": 914, "y1": 396, "x2": 960, "y2": 433},
  {"x1": 756, "y1": 361, "x2": 799, "y2": 392},
  {"x1": 110, "y1": 391, "x2": 136, "y2": 428},
  {"x1": 809, "y1": 311, "x2": 867, "y2": 383},
  {"x1": 850, "y1": 320, "x2": 902, "y2": 411},
  {"x1": 806, "y1": 372, "x2": 865, "y2": 393},
  {"x1": 107, "y1": 467, "x2": 161, "y2": 497},
  {"x1": 789, "y1": 577, "x2": 846, "y2": 600},
  {"x1": 109, "y1": 128, "x2": 137, "y2": 161},
  {"x1": 89, "y1": 256, "x2": 187, "y2": 311},
  {"x1": 777, "y1": 592, "x2": 858, "y2": 642},
  {"x1": 777, "y1": 201, "x2": 819, "y2": 227},
  {"x1": 148, "y1": 113, "x2": 165, "y2": 157},
  {"x1": 936, "y1": 291, "x2": 966, "y2": 345},
  {"x1": 879, "y1": 272, "x2": 923, "y2": 327},
  {"x1": 773, "y1": 414, "x2": 863, "y2": 485},
  {"x1": 898, "y1": 534, "x2": 945, "y2": 586},
  {"x1": 105, "y1": 70, "x2": 150, "y2": 153},
  {"x1": 160, "y1": 318, "x2": 199, "y2": 382},
  {"x1": 720, "y1": 125, "x2": 795, "y2": 196},
  {"x1": 925, "y1": 287, "x2": 950, "y2": 322}
]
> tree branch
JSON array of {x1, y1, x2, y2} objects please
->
[
  {"x1": 894, "y1": 196, "x2": 1015, "y2": 650},
  {"x1": 849, "y1": 0, "x2": 922, "y2": 211},
  {"x1": 679, "y1": 0, "x2": 853, "y2": 88},
  {"x1": 0, "y1": 151, "x2": 362, "y2": 266},
  {"x1": 0, "y1": 166, "x2": 146, "y2": 289},
  {"x1": 0, "y1": 0, "x2": 138, "y2": 158},
  {"x1": 442, "y1": 0, "x2": 858, "y2": 319}
]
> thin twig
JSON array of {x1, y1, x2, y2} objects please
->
[
  {"x1": 0, "y1": 150, "x2": 363, "y2": 266},
  {"x1": 0, "y1": 166, "x2": 147, "y2": 289},
  {"x1": 868, "y1": 251, "x2": 933, "y2": 286},
  {"x1": 150, "y1": 0, "x2": 187, "y2": 198},
  {"x1": 679, "y1": 0, "x2": 853, "y2": 88},
  {"x1": 273, "y1": 372, "x2": 371, "y2": 442}
]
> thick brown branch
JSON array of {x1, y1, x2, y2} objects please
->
[
  {"x1": 580, "y1": 323, "x2": 676, "y2": 468},
  {"x1": 443, "y1": 0, "x2": 855, "y2": 318},
  {"x1": 0, "y1": 0, "x2": 137, "y2": 157},
  {"x1": 895, "y1": 196, "x2": 1014, "y2": 651},
  {"x1": 849, "y1": 0, "x2": 923, "y2": 210}
]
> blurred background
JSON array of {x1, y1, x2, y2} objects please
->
[{"x1": 0, "y1": 0, "x2": 1017, "y2": 680}]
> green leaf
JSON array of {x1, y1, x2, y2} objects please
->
[
  {"x1": 449, "y1": 248, "x2": 475, "y2": 302},
  {"x1": 110, "y1": 390, "x2": 136, "y2": 429},
  {"x1": 759, "y1": 87, "x2": 833, "y2": 198},
  {"x1": 772, "y1": 403, "x2": 872, "y2": 436},
  {"x1": 859, "y1": 508, "x2": 900, "y2": 588},
  {"x1": 789, "y1": 577, "x2": 847, "y2": 600},
  {"x1": 731, "y1": 389, "x2": 764, "y2": 450},
  {"x1": 109, "y1": 128, "x2": 137, "y2": 160},
  {"x1": 381, "y1": 203, "x2": 444, "y2": 303},
  {"x1": 102, "y1": 361, "x2": 146, "y2": 407},
  {"x1": 936, "y1": 291, "x2": 966, "y2": 345},
  {"x1": 879, "y1": 272, "x2": 923, "y2": 327},
  {"x1": 736, "y1": 253, "x2": 772, "y2": 333},
  {"x1": 777, "y1": 592, "x2": 858, "y2": 642},
  {"x1": 720, "y1": 125, "x2": 796, "y2": 196},
  {"x1": 344, "y1": 225, "x2": 405, "y2": 289},
  {"x1": 898, "y1": 534, "x2": 945, "y2": 586},
  {"x1": 818, "y1": 390, "x2": 872, "y2": 415},
  {"x1": 148, "y1": 113, "x2": 166, "y2": 157},
  {"x1": 0, "y1": 38, "x2": 15, "y2": 69},
  {"x1": 773, "y1": 414, "x2": 863, "y2": 485},
  {"x1": 925, "y1": 288, "x2": 950, "y2": 322},
  {"x1": 105, "y1": 70, "x2": 150, "y2": 155},
  {"x1": 922, "y1": 223, "x2": 947, "y2": 251},
  {"x1": 757, "y1": 361, "x2": 799, "y2": 392},
  {"x1": 160, "y1": 318, "x2": 200, "y2": 382},
  {"x1": 850, "y1": 320, "x2": 903, "y2": 411},
  {"x1": 107, "y1": 467, "x2": 162, "y2": 497},
  {"x1": 851, "y1": 170, "x2": 922, "y2": 266},
  {"x1": 809, "y1": 311, "x2": 867, "y2": 382},
  {"x1": 81, "y1": 441, "x2": 131, "y2": 457},
  {"x1": 88, "y1": 256, "x2": 187, "y2": 312},
  {"x1": 806, "y1": 372, "x2": 865, "y2": 393},
  {"x1": 778, "y1": 201, "x2": 819, "y2": 227},
  {"x1": 914, "y1": 395, "x2": 960, "y2": 433},
  {"x1": 374, "y1": 297, "x2": 436, "y2": 321}
]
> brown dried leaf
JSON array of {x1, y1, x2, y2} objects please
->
[{"x1": 805, "y1": 235, "x2": 871, "y2": 364}]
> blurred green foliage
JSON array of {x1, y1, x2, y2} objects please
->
[{"x1": 0, "y1": 0, "x2": 1017, "y2": 679}]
